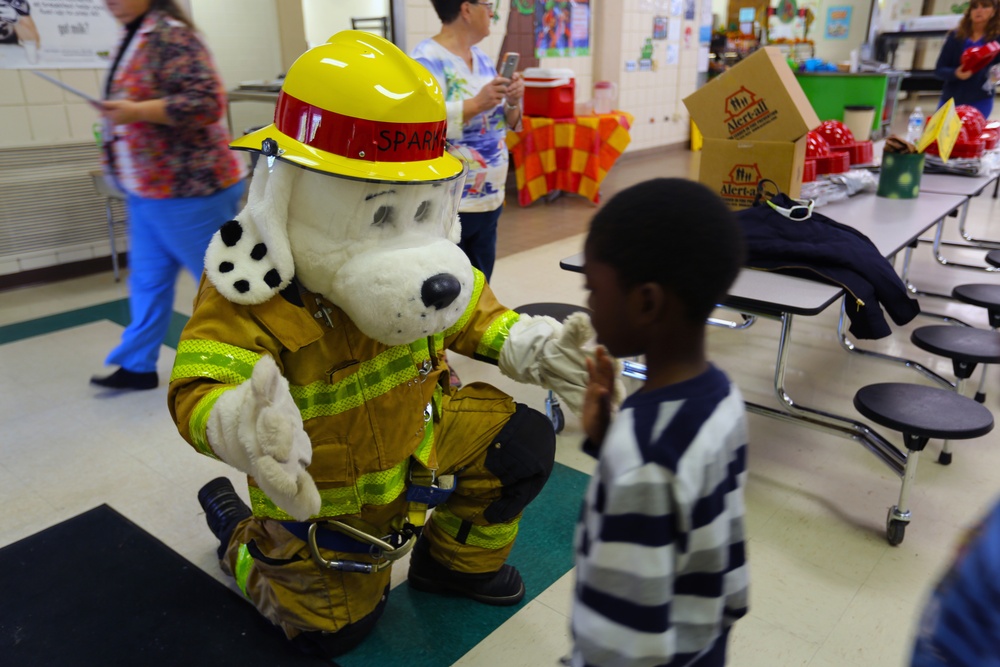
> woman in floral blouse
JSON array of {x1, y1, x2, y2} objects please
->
[
  {"x1": 92, "y1": 0, "x2": 246, "y2": 391},
  {"x1": 411, "y1": 0, "x2": 524, "y2": 284}
]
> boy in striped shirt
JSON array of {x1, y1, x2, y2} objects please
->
[{"x1": 573, "y1": 178, "x2": 749, "y2": 666}]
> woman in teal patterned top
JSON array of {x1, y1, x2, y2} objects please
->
[{"x1": 412, "y1": 0, "x2": 523, "y2": 282}]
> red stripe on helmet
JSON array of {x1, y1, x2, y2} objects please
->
[{"x1": 273, "y1": 91, "x2": 448, "y2": 163}]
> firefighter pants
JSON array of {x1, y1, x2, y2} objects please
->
[{"x1": 219, "y1": 381, "x2": 556, "y2": 649}]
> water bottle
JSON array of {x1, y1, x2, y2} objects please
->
[{"x1": 907, "y1": 107, "x2": 924, "y2": 144}]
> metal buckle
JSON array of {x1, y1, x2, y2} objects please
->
[{"x1": 306, "y1": 521, "x2": 415, "y2": 573}]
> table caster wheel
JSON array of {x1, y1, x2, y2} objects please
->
[
  {"x1": 549, "y1": 404, "x2": 565, "y2": 434},
  {"x1": 545, "y1": 397, "x2": 565, "y2": 434},
  {"x1": 886, "y1": 509, "x2": 907, "y2": 546}
]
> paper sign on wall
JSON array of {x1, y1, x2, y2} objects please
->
[
  {"x1": 534, "y1": 0, "x2": 591, "y2": 57},
  {"x1": 825, "y1": 6, "x2": 852, "y2": 39},
  {"x1": 698, "y1": 45, "x2": 709, "y2": 72},
  {"x1": 668, "y1": 19, "x2": 681, "y2": 41},
  {"x1": 0, "y1": 0, "x2": 119, "y2": 69},
  {"x1": 666, "y1": 43, "x2": 679, "y2": 64}
]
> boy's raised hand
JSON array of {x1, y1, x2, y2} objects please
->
[{"x1": 583, "y1": 346, "x2": 616, "y2": 447}]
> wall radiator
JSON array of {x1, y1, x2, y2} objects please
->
[{"x1": 0, "y1": 142, "x2": 126, "y2": 277}]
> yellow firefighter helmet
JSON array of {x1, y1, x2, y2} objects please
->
[{"x1": 231, "y1": 30, "x2": 463, "y2": 183}]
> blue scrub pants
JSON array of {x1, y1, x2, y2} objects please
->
[
  {"x1": 458, "y1": 205, "x2": 503, "y2": 283},
  {"x1": 106, "y1": 181, "x2": 245, "y2": 373}
]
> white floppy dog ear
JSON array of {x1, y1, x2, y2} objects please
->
[
  {"x1": 205, "y1": 159, "x2": 298, "y2": 304},
  {"x1": 447, "y1": 212, "x2": 462, "y2": 245}
]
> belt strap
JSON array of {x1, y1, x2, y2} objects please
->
[{"x1": 280, "y1": 521, "x2": 373, "y2": 554}]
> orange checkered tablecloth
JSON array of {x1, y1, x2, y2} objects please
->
[{"x1": 506, "y1": 111, "x2": 633, "y2": 206}]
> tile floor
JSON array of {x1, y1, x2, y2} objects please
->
[{"x1": 4, "y1": 139, "x2": 1000, "y2": 666}]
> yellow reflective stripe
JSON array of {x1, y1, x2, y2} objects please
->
[
  {"x1": 412, "y1": 412, "x2": 435, "y2": 467},
  {"x1": 409, "y1": 337, "x2": 431, "y2": 366},
  {"x1": 475, "y1": 310, "x2": 520, "y2": 363},
  {"x1": 433, "y1": 383, "x2": 443, "y2": 420},
  {"x1": 170, "y1": 339, "x2": 262, "y2": 384},
  {"x1": 249, "y1": 485, "x2": 359, "y2": 521},
  {"x1": 358, "y1": 459, "x2": 410, "y2": 506},
  {"x1": 234, "y1": 543, "x2": 252, "y2": 598},
  {"x1": 443, "y1": 268, "x2": 485, "y2": 338},
  {"x1": 291, "y1": 344, "x2": 420, "y2": 420},
  {"x1": 189, "y1": 386, "x2": 229, "y2": 457},
  {"x1": 431, "y1": 506, "x2": 520, "y2": 549},
  {"x1": 247, "y1": 459, "x2": 410, "y2": 519}
]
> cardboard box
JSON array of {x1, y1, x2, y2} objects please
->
[
  {"x1": 683, "y1": 47, "x2": 819, "y2": 142},
  {"x1": 699, "y1": 136, "x2": 807, "y2": 209}
]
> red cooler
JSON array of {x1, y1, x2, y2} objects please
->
[{"x1": 523, "y1": 67, "x2": 575, "y2": 118}]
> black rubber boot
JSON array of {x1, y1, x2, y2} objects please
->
[
  {"x1": 90, "y1": 367, "x2": 158, "y2": 390},
  {"x1": 407, "y1": 537, "x2": 525, "y2": 606},
  {"x1": 197, "y1": 477, "x2": 251, "y2": 559}
]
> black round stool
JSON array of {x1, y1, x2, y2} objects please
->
[
  {"x1": 909, "y1": 325, "x2": 1000, "y2": 464},
  {"x1": 952, "y1": 283, "x2": 1000, "y2": 402},
  {"x1": 513, "y1": 302, "x2": 591, "y2": 434},
  {"x1": 854, "y1": 382, "x2": 993, "y2": 545},
  {"x1": 985, "y1": 249, "x2": 1000, "y2": 269}
]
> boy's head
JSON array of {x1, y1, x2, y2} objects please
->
[{"x1": 583, "y1": 178, "x2": 744, "y2": 356}]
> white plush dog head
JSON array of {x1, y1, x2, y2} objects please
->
[{"x1": 205, "y1": 158, "x2": 472, "y2": 346}]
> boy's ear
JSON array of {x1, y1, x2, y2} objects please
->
[
  {"x1": 634, "y1": 282, "x2": 691, "y2": 325},
  {"x1": 633, "y1": 281, "x2": 668, "y2": 324}
]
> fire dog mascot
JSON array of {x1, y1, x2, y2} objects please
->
[{"x1": 167, "y1": 32, "x2": 598, "y2": 658}]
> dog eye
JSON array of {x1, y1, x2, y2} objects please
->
[
  {"x1": 373, "y1": 205, "x2": 394, "y2": 227},
  {"x1": 414, "y1": 200, "x2": 431, "y2": 222}
]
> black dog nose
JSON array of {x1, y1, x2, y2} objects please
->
[{"x1": 421, "y1": 273, "x2": 462, "y2": 310}]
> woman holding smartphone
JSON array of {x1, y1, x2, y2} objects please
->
[{"x1": 411, "y1": 0, "x2": 523, "y2": 285}]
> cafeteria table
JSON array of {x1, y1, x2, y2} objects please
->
[
  {"x1": 901, "y1": 172, "x2": 1000, "y2": 293},
  {"x1": 560, "y1": 191, "x2": 969, "y2": 542}
]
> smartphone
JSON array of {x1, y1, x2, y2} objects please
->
[{"x1": 499, "y1": 52, "x2": 519, "y2": 80}]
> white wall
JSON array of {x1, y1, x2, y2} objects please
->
[
  {"x1": 192, "y1": 0, "x2": 284, "y2": 138},
  {"x1": 599, "y1": 0, "x2": 702, "y2": 151},
  {"x1": 808, "y1": 0, "x2": 873, "y2": 64},
  {"x1": 303, "y1": 0, "x2": 389, "y2": 47}
]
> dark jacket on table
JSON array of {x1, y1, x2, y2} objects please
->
[{"x1": 736, "y1": 195, "x2": 921, "y2": 339}]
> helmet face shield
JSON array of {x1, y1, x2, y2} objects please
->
[{"x1": 285, "y1": 164, "x2": 468, "y2": 247}]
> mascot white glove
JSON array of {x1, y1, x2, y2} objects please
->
[
  {"x1": 499, "y1": 312, "x2": 623, "y2": 416},
  {"x1": 206, "y1": 355, "x2": 320, "y2": 521}
]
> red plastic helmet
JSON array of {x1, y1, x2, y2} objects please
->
[
  {"x1": 805, "y1": 130, "x2": 831, "y2": 158},
  {"x1": 981, "y1": 129, "x2": 999, "y2": 150},
  {"x1": 955, "y1": 105, "x2": 987, "y2": 137},
  {"x1": 816, "y1": 119, "x2": 855, "y2": 146},
  {"x1": 960, "y1": 41, "x2": 1000, "y2": 74},
  {"x1": 926, "y1": 136, "x2": 986, "y2": 158}
]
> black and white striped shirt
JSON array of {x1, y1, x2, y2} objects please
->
[{"x1": 572, "y1": 364, "x2": 749, "y2": 667}]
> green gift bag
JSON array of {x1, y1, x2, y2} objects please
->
[{"x1": 877, "y1": 153, "x2": 925, "y2": 199}]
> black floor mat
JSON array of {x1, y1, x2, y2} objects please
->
[{"x1": 0, "y1": 504, "x2": 328, "y2": 667}]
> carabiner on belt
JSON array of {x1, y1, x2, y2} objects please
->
[{"x1": 307, "y1": 520, "x2": 416, "y2": 573}]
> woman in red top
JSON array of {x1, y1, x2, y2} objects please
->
[{"x1": 92, "y1": 0, "x2": 246, "y2": 391}]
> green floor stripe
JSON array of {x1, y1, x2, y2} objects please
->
[
  {"x1": 339, "y1": 462, "x2": 589, "y2": 667},
  {"x1": 0, "y1": 300, "x2": 131, "y2": 345},
  {"x1": 0, "y1": 299, "x2": 188, "y2": 351}
]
